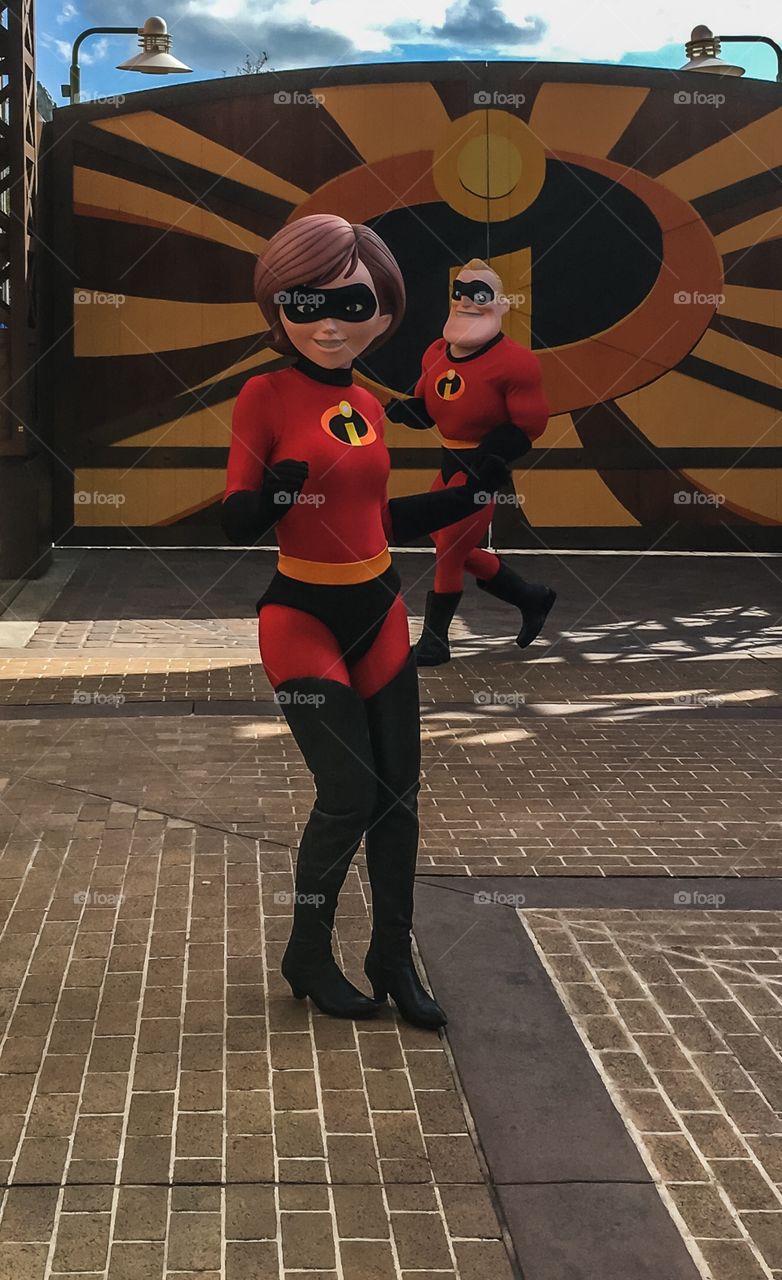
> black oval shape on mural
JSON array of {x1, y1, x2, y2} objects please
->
[{"x1": 362, "y1": 159, "x2": 663, "y2": 390}]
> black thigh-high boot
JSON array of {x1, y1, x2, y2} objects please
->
[
  {"x1": 277, "y1": 677, "x2": 381, "y2": 1019},
  {"x1": 362, "y1": 653, "x2": 447, "y2": 1030},
  {"x1": 414, "y1": 590, "x2": 463, "y2": 667},
  {"x1": 476, "y1": 558, "x2": 556, "y2": 649}
]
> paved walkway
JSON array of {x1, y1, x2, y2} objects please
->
[{"x1": 0, "y1": 549, "x2": 780, "y2": 1278}]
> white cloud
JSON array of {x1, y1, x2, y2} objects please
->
[{"x1": 80, "y1": 36, "x2": 110, "y2": 65}]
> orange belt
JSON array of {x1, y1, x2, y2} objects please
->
[{"x1": 277, "y1": 546, "x2": 392, "y2": 585}]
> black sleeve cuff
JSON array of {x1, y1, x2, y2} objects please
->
[
  {"x1": 474, "y1": 423, "x2": 532, "y2": 463},
  {"x1": 388, "y1": 485, "x2": 483, "y2": 544},
  {"x1": 221, "y1": 489, "x2": 278, "y2": 544},
  {"x1": 385, "y1": 396, "x2": 435, "y2": 429}
]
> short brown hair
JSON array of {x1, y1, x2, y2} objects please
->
[{"x1": 254, "y1": 214, "x2": 405, "y2": 356}]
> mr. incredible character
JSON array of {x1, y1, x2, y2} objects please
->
[
  {"x1": 222, "y1": 216, "x2": 504, "y2": 1030},
  {"x1": 387, "y1": 258, "x2": 556, "y2": 666}
]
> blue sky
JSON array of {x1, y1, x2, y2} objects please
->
[{"x1": 38, "y1": 0, "x2": 779, "y2": 106}]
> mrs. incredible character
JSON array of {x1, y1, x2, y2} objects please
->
[
  {"x1": 222, "y1": 216, "x2": 504, "y2": 1028},
  {"x1": 387, "y1": 259, "x2": 557, "y2": 666}
]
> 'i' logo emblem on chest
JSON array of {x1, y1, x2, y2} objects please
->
[
  {"x1": 320, "y1": 400, "x2": 377, "y2": 446},
  {"x1": 435, "y1": 369, "x2": 466, "y2": 401}
]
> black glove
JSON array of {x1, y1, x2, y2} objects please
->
[
  {"x1": 262, "y1": 458, "x2": 309, "y2": 511},
  {"x1": 385, "y1": 396, "x2": 434, "y2": 430},
  {"x1": 221, "y1": 458, "x2": 309, "y2": 544},
  {"x1": 463, "y1": 452, "x2": 511, "y2": 495},
  {"x1": 473, "y1": 423, "x2": 532, "y2": 464}
]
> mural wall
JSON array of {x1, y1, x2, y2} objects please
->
[{"x1": 41, "y1": 62, "x2": 782, "y2": 549}]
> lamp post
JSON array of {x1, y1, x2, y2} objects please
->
[
  {"x1": 680, "y1": 24, "x2": 782, "y2": 82},
  {"x1": 61, "y1": 15, "x2": 192, "y2": 105}
]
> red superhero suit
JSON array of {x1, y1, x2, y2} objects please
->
[
  {"x1": 387, "y1": 260, "x2": 557, "y2": 666},
  {"x1": 223, "y1": 217, "x2": 503, "y2": 1029}
]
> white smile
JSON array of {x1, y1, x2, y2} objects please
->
[{"x1": 314, "y1": 338, "x2": 344, "y2": 349}]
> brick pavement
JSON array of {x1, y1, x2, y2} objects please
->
[
  {"x1": 0, "y1": 796, "x2": 511, "y2": 1280},
  {"x1": 526, "y1": 909, "x2": 782, "y2": 1280},
  {"x1": 0, "y1": 548, "x2": 781, "y2": 1277},
  {"x1": 0, "y1": 710, "x2": 779, "y2": 876}
]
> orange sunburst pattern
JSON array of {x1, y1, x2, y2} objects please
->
[{"x1": 43, "y1": 63, "x2": 780, "y2": 548}]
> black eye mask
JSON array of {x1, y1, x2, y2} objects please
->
[
  {"x1": 451, "y1": 279, "x2": 496, "y2": 305},
  {"x1": 279, "y1": 283, "x2": 379, "y2": 324}
]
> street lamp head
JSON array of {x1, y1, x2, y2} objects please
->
[
  {"x1": 680, "y1": 24, "x2": 745, "y2": 76},
  {"x1": 116, "y1": 15, "x2": 192, "y2": 75}
]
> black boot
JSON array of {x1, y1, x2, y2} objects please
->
[
  {"x1": 277, "y1": 677, "x2": 381, "y2": 1020},
  {"x1": 477, "y1": 559, "x2": 556, "y2": 649},
  {"x1": 362, "y1": 654, "x2": 447, "y2": 1030},
  {"x1": 414, "y1": 590, "x2": 463, "y2": 667}
]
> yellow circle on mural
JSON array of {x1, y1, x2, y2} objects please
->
[{"x1": 433, "y1": 109, "x2": 546, "y2": 223}]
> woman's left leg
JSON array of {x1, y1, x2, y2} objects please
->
[{"x1": 350, "y1": 600, "x2": 447, "y2": 1030}]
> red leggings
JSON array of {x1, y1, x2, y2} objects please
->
[
  {"x1": 430, "y1": 470, "x2": 501, "y2": 593},
  {"x1": 258, "y1": 593, "x2": 411, "y2": 699}
]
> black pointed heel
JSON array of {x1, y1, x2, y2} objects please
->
[
  {"x1": 282, "y1": 948, "x2": 380, "y2": 1020},
  {"x1": 364, "y1": 950, "x2": 447, "y2": 1031}
]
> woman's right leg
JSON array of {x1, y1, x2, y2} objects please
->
[{"x1": 258, "y1": 604, "x2": 380, "y2": 1019}]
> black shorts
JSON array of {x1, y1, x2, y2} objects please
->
[{"x1": 257, "y1": 562, "x2": 404, "y2": 667}]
